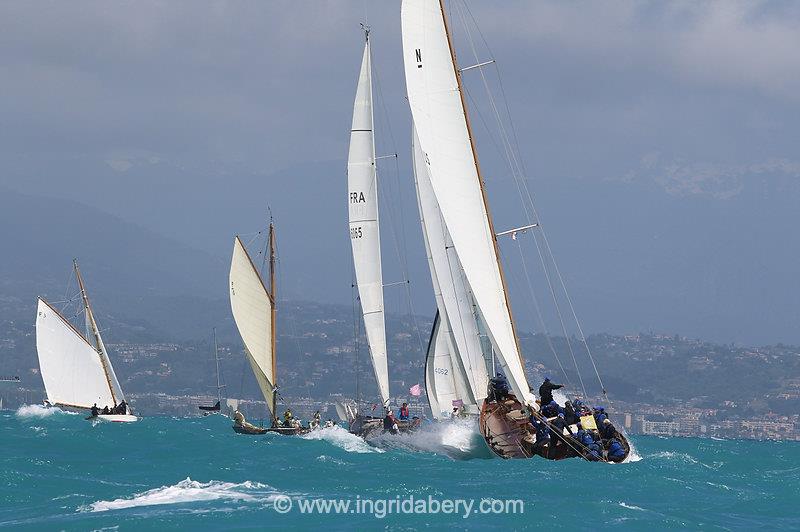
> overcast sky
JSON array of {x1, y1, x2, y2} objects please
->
[{"x1": 2, "y1": 1, "x2": 799, "y2": 344}]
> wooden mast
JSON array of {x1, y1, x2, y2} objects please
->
[
  {"x1": 73, "y1": 260, "x2": 118, "y2": 407},
  {"x1": 268, "y1": 222, "x2": 279, "y2": 425},
  {"x1": 437, "y1": 0, "x2": 529, "y2": 388}
]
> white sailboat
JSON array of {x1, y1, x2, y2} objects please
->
[
  {"x1": 347, "y1": 27, "x2": 391, "y2": 411},
  {"x1": 346, "y1": 28, "x2": 420, "y2": 436},
  {"x1": 228, "y1": 223, "x2": 310, "y2": 435},
  {"x1": 413, "y1": 124, "x2": 489, "y2": 420},
  {"x1": 402, "y1": 0, "x2": 631, "y2": 461},
  {"x1": 35, "y1": 260, "x2": 137, "y2": 422}
]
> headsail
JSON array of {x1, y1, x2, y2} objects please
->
[
  {"x1": 424, "y1": 311, "x2": 470, "y2": 420},
  {"x1": 413, "y1": 124, "x2": 488, "y2": 412},
  {"x1": 347, "y1": 31, "x2": 390, "y2": 406},
  {"x1": 402, "y1": 0, "x2": 533, "y2": 405},
  {"x1": 35, "y1": 298, "x2": 117, "y2": 409},
  {"x1": 229, "y1": 236, "x2": 277, "y2": 419}
]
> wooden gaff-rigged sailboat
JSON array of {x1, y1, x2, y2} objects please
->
[
  {"x1": 402, "y1": 0, "x2": 629, "y2": 461},
  {"x1": 228, "y1": 223, "x2": 309, "y2": 436},
  {"x1": 346, "y1": 27, "x2": 419, "y2": 437},
  {"x1": 35, "y1": 260, "x2": 137, "y2": 423}
]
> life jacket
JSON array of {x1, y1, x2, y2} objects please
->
[{"x1": 399, "y1": 406, "x2": 409, "y2": 418}]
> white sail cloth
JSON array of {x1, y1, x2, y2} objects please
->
[
  {"x1": 229, "y1": 237, "x2": 277, "y2": 417},
  {"x1": 348, "y1": 36, "x2": 390, "y2": 405},
  {"x1": 35, "y1": 298, "x2": 116, "y2": 409},
  {"x1": 402, "y1": 0, "x2": 533, "y2": 405},
  {"x1": 413, "y1": 125, "x2": 487, "y2": 413}
]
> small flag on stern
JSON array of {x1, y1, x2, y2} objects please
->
[{"x1": 409, "y1": 384, "x2": 422, "y2": 396}]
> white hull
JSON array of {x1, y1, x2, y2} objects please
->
[{"x1": 96, "y1": 414, "x2": 139, "y2": 423}]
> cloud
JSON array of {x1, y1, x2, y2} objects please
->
[
  {"x1": 622, "y1": 154, "x2": 800, "y2": 199},
  {"x1": 468, "y1": 1, "x2": 800, "y2": 102}
]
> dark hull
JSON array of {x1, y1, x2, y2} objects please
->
[
  {"x1": 479, "y1": 396, "x2": 632, "y2": 462},
  {"x1": 479, "y1": 395, "x2": 535, "y2": 459},
  {"x1": 232, "y1": 423, "x2": 311, "y2": 436},
  {"x1": 348, "y1": 415, "x2": 421, "y2": 438}
]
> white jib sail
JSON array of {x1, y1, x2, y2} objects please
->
[
  {"x1": 424, "y1": 311, "x2": 470, "y2": 420},
  {"x1": 402, "y1": 0, "x2": 533, "y2": 405},
  {"x1": 413, "y1": 124, "x2": 487, "y2": 410},
  {"x1": 35, "y1": 298, "x2": 116, "y2": 409},
  {"x1": 229, "y1": 237, "x2": 277, "y2": 416},
  {"x1": 348, "y1": 35, "x2": 390, "y2": 405},
  {"x1": 87, "y1": 309, "x2": 125, "y2": 406}
]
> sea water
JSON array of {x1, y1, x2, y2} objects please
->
[{"x1": 1, "y1": 406, "x2": 797, "y2": 530}]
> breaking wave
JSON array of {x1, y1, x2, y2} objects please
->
[
  {"x1": 369, "y1": 418, "x2": 493, "y2": 460},
  {"x1": 16, "y1": 404, "x2": 77, "y2": 419},
  {"x1": 80, "y1": 478, "x2": 277, "y2": 513},
  {"x1": 301, "y1": 425, "x2": 384, "y2": 454}
]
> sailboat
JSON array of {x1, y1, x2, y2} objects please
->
[
  {"x1": 198, "y1": 328, "x2": 224, "y2": 414},
  {"x1": 228, "y1": 223, "x2": 310, "y2": 436},
  {"x1": 414, "y1": 125, "x2": 490, "y2": 421},
  {"x1": 346, "y1": 27, "x2": 419, "y2": 437},
  {"x1": 402, "y1": 0, "x2": 629, "y2": 461},
  {"x1": 35, "y1": 260, "x2": 137, "y2": 422}
]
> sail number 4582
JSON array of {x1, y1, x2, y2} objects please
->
[{"x1": 350, "y1": 227, "x2": 363, "y2": 239}]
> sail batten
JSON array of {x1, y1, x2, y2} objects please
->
[
  {"x1": 348, "y1": 35, "x2": 390, "y2": 405},
  {"x1": 229, "y1": 236, "x2": 277, "y2": 418},
  {"x1": 402, "y1": 0, "x2": 533, "y2": 405}
]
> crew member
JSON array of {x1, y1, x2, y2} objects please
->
[
  {"x1": 538, "y1": 377, "x2": 563, "y2": 406},
  {"x1": 398, "y1": 403, "x2": 409, "y2": 420}
]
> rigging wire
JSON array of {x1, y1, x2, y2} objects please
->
[{"x1": 456, "y1": 0, "x2": 608, "y2": 401}]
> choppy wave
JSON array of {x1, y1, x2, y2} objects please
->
[
  {"x1": 16, "y1": 404, "x2": 77, "y2": 418},
  {"x1": 80, "y1": 478, "x2": 277, "y2": 513},
  {"x1": 368, "y1": 419, "x2": 493, "y2": 460},
  {"x1": 301, "y1": 425, "x2": 383, "y2": 454}
]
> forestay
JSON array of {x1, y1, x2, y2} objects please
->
[
  {"x1": 229, "y1": 237, "x2": 277, "y2": 416},
  {"x1": 36, "y1": 298, "x2": 116, "y2": 409},
  {"x1": 347, "y1": 34, "x2": 390, "y2": 405},
  {"x1": 402, "y1": 0, "x2": 533, "y2": 405}
]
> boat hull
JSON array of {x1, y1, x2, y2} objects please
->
[
  {"x1": 349, "y1": 415, "x2": 421, "y2": 438},
  {"x1": 479, "y1": 395, "x2": 535, "y2": 459},
  {"x1": 232, "y1": 423, "x2": 311, "y2": 436},
  {"x1": 479, "y1": 396, "x2": 632, "y2": 462},
  {"x1": 95, "y1": 414, "x2": 139, "y2": 423}
]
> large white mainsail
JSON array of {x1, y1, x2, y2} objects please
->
[
  {"x1": 36, "y1": 298, "x2": 117, "y2": 409},
  {"x1": 347, "y1": 30, "x2": 390, "y2": 406},
  {"x1": 229, "y1": 235, "x2": 277, "y2": 420},
  {"x1": 402, "y1": 0, "x2": 533, "y2": 405},
  {"x1": 413, "y1": 124, "x2": 488, "y2": 413}
]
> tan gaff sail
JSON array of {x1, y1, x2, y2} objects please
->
[
  {"x1": 229, "y1": 236, "x2": 277, "y2": 418},
  {"x1": 347, "y1": 33, "x2": 390, "y2": 406},
  {"x1": 35, "y1": 298, "x2": 118, "y2": 409},
  {"x1": 402, "y1": 0, "x2": 533, "y2": 405}
]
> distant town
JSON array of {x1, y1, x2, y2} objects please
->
[{"x1": 2, "y1": 299, "x2": 799, "y2": 442}]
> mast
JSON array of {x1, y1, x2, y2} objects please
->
[
  {"x1": 213, "y1": 327, "x2": 222, "y2": 405},
  {"x1": 268, "y1": 222, "x2": 278, "y2": 425},
  {"x1": 73, "y1": 260, "x2": 118, "y2": 406},
  {"x1": 437, "y1": 0, "x2": 528, "y2": 382}
]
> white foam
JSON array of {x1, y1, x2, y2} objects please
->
[
  {"x1": 16, "y1": 404, "x2": 76, "y2": 418},
  {"x1": 81, "y1": 478, "x2": 275, "y2": 513},
  {"x1": 619, "y1": 502, "x2": 646, "y2": 511},
  {"x1": 301, "y1": 425, "x2": 383, "y2": 453},
  {"x1": 369, "y1": 418, "x2": 493, "y2": 459}
]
